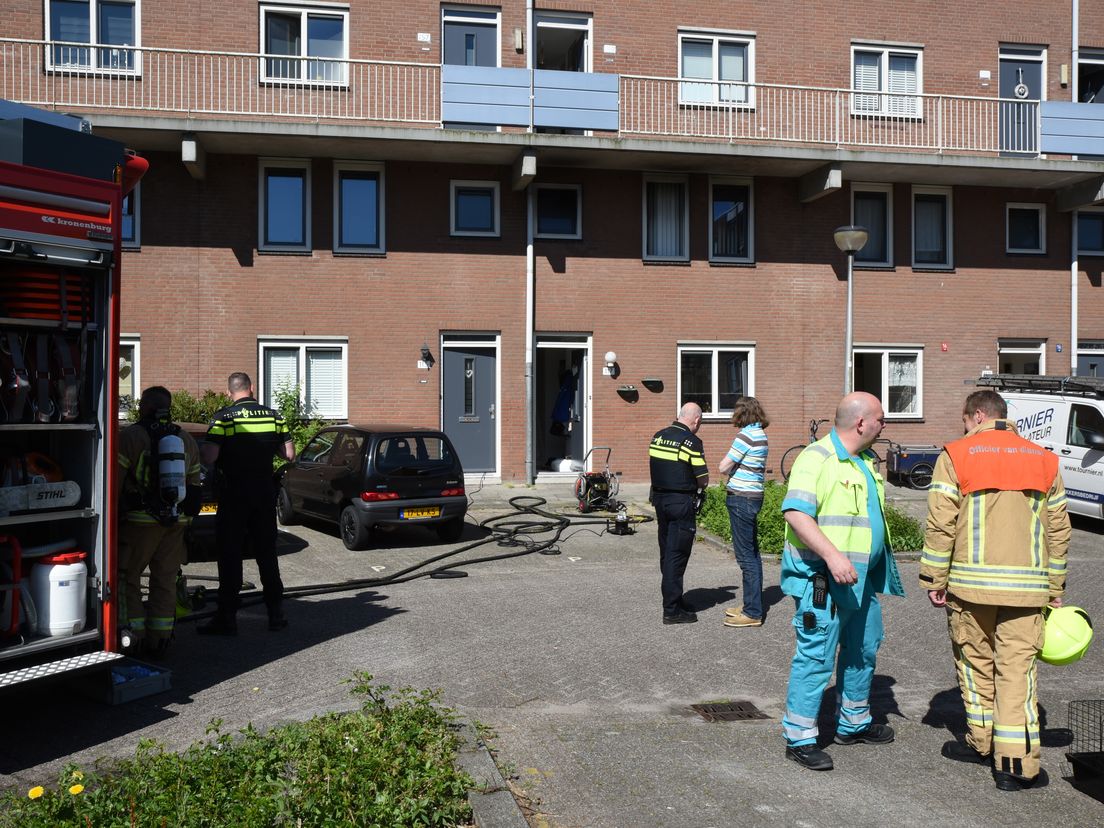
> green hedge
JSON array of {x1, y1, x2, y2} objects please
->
[
  {"x1": 698, "y1": 480, "x2": 923, "y2": 553},
  {"x1": 0, "y1": 675, "x2": 472, "y2": 828}
]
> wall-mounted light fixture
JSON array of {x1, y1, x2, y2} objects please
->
[
  {"x1": 604, "y1": 350, "x2": 619, "y2": 379},
  {"x1": 641, "y1": 377, "x2": 663, "y2": 393},
  {"x1": 420, "y1": 343, "x2": 435, "y2": 369}
]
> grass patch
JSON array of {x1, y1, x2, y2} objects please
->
[
  {"x1": 1, "y1": 674, "x2": 472, "y2": 828},
  {"x1": 698, "y1": 480, "x2": 923, "y2": 553}
]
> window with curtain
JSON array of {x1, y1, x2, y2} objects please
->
[
  {"x1": 853, "y1": 185, "x2": 891, "y2": 265},
  {"x1": 678, "y1": 33, "x2": 753, "y2": 106},
  {"x1": 1006, "y1": 203, "x2": 1045, "y2": 254},
  {"x1": 261, "y1": 341, "x2": 348, "y2": 419},
  {"x1": 261, "y1": 4, "x2": 348, "y2": 84},
  {"x1": 854, "y1": 348, "x2": 923, "y2": 417},
  {"x1": 48, "y1": 0, "x2": 138, "y2": 71},
  {"x1": 913, "y1": 188, "x2": 951, "y2": 268},
  {"x1": 644, "y1": 178, "x2": 687, "y2": 260},
  {"x1": 335, "y1": 163, "x2": 384, "y2": 252},
  {"x1": 678, "y1": 345, "x2": 755, "y2": 416},
  {"x1": 710, "y1": 180, "x2": 752, "y2": 261},
  {"x1": 852, "y1": 46, "x2": 921, "y2": 117},
  {"x1": 260, "y1": 160, "x2": 311, "y2": 251},
  {"x1": 118, "y1": 338, "x2": 139, "y2": 417}
]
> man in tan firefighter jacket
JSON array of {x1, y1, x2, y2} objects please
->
[
  {"x1": 921, "y1": 389, "x2": 1071, "y2": 791},
  {"x1": 116, "y1": 386, "x2": 203, "y2": 658}
]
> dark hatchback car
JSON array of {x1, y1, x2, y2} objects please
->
[{"x1": 276, "y1": 425, "x2": 467, "y2": 550}]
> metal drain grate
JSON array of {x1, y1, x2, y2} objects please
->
[{"x1": 690, "y1": 701, "x2": 770, "y2": 722}]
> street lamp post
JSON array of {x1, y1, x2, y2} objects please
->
[{"x1": 834, "y1": 225, "x2": 869, "y2": 395}]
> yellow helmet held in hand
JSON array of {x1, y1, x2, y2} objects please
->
[{"x1": 1040, "y1": 606, "x2": 1093, "y2": 666}]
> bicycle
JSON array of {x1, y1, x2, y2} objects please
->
[{"x1": 780, "y1": 418, "x2": 830, "y2": 481}]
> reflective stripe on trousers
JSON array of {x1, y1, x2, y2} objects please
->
[{"x1": 783, "y1": 581, "x2": 884, "y2": 747}]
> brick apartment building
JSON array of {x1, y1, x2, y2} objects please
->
[{"x1": 4, "y1": 1, "x2": 1104, "y2": 483}]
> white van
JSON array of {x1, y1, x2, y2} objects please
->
[{"x1": 977, "y1": 375, "x2": 1104, "y2": 519}]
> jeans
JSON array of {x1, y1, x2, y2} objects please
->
[
  {"x1": 653, "y1": 492, "x2": 697, "y2": 614},
  {"x1": 726, "y1": 494, "x2": 763, "y2": 620}
]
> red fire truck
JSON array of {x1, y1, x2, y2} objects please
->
[{"x1": 0, "y1": 104, "x2": 146, "y2": 690}]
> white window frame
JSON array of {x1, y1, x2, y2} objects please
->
[
  {"x1": 333, "y1": 161, "x2": 384, "y2": 253},
  {"x1": 1006, "y1": 202, "x2": 1046, "y2": 254},
  {"x1": 851, "y1": 182, "x2": 893, "y2": 267},
  {"x1": 642, "y1": 174, "x2": 689, "y2": 262},
  {"x1": 450, "y1": 180, "x2": 500, "y2": 237},
  {"x1": 852, "y1": 346, "x2": 924, "y2": 419},
  {"x1": 258, "y1": 158, "x2": 312, "y2": 253},
  {"x1": 534, "y1": 183, "x2": 582, "y2": 240},
  {"x1": 44, "y1": 0, "x2": 142, "y2": 74},
  {"x1": 1078, "y1": 340, "x2": 1104, "y2": 377},
  {"x1": 1077, "y1": 207, "x2": 1104, "y2": 256},
  {"x1": 677, "y1": 29, "x2": 756, "y2": 108},
  {"x1": 118, "y1": 334, "x2": 140, "y2": 419},
  {"x1": 676, "y1": 342, "x2": 756, "y2": 420},
  {"x1": 998, "y1": 338, "x2": 1046, "y2": 375},
  {"x1": 258, "y1": 337, "x2": 349, "y2": 420},
  {"x1": 441, "y1": 5, "x2": 503, "y2": 67},
  {"x1": 850, "y1": 43, "x2": 923, "y2": 118},
  {"x1": 912, "y1": 185, "x2": 953, "y2": 269},
  {"x1": 534, "y1": 12, "x2": 592, "y2": 73},
  {"x1": 121, "y1": 182, "x2": 141, "y2": 249},
  {"x1": 708, "y1": 176, "x2": 754, "y2": 263},
  {"x1": 259, "y1": 2, "x2": 350, "y2": 86}
]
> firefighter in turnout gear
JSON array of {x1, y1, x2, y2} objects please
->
[
  {"x1": 115, "y1": 386, "x2": 202, "y2": 658},
  {"x1": 921, "y1": 389, "x2": 1071, "y2": 791},
  {"x1": 198, "y1": 372, "x2": 295, "y2": 636}
]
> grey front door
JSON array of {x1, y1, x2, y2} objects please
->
[
  {"x1": 999, "y1": 55, "x2": 1041, "y2": 155},
  {"x1": 443, "y1": 346, "x2": 497, "y2": 473}
]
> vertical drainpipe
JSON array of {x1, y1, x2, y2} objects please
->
[
  {"x1": 1072, "y1": 0, "x2": 1080, "y2": 374},
  {"x1": 524, "y1": 0, "x2": 536, "y2": 483}
]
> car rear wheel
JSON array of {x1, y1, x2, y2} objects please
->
[
  {"x1": 340, "y1": 505, "x2": 372, "y2": 550},
  {"x1": 435, "y1": 516, "x2": 465, "y2": 543},
  {"x1": 276, "y1": 487, "x2": 297, "y2": 526}
]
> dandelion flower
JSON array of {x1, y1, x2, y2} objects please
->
[
  {"x1": 69, "y1": 784, "x2": 84, "y2": 795},
  {"x1": 71, "y1": 770, "x2": 85, "y2": 780},
  {"x1": 27, "y1": 786, "x2": 44, "y2": 799}
]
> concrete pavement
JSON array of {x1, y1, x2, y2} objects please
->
[{"x1": 2, "y1": 477, "x2": 1101, "y2": 826}]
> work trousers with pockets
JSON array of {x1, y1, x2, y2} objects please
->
[
  {"x1": 946, "y1": 595, "x2": 1044, "y2": 779},
  {"x1": 652, "y1": 492, "x2": 697, "y2": 615},
  {"x1": 119, "y1": 521, "x2": 187, "y2": 646},
  {"x1": 215, "y1": 484, "x2": 283, "y2": 619},
  {"x1": 783, "y1": 580, "x2": 884, "y2": 747}
]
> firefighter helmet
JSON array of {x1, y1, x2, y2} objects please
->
[{"x1": 1040, "y1": 606, "x2": 1093, "y2": 666}]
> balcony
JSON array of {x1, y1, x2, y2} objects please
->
[{"x1": 0, "y1": 38, "x2": 1078, "y2": 159}]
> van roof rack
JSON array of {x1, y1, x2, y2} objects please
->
[{"x1": 976, "y1": 374, "x2": 1104, "y2": 399}]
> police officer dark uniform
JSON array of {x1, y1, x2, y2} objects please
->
[
  {"x1": 198, "y1": 372, "x2": 295, "y2": 635},
  {"x1": 649, "y1": 402, "x2": 709, "y2": 624}
]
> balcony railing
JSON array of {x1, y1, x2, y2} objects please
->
[{"x1": 0, "y1": 38, "x2": 1042, "y2": 156}]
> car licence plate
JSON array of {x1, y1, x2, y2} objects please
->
[
  {"x1": 401, "y1": 506, "x2": 440, "y2": 520},
  {"x1": 200, "y1": 503, "x2": 218, "y2": 514}
]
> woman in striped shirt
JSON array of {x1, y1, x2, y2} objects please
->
[{"x1": 719, "y1": 396, "x2": 770, "y2": 628}]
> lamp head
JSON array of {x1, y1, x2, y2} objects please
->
[
  {"x1": 419, "y1": 343, "x2": 435, "y2": 368},
  {"x1": 833, "y1": 225, "x2": 869, "y2": 254}
]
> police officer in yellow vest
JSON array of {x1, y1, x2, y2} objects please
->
[
  {"x1": 922, "y1": 390, "x2": 1070, "y2": 791},
  {"x1": 198, "y1": 372, "x2": 295, "y2": 636},
  {"x1": 116, "y1": 386, "x2": 202, "y2": 658},
  {"x1": 781, "y1": 392, "x2": 904, "y2": 771}
]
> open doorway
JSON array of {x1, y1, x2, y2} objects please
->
[{"x1": 535, "y1": 336, "x2": 590, "y2": 475}]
